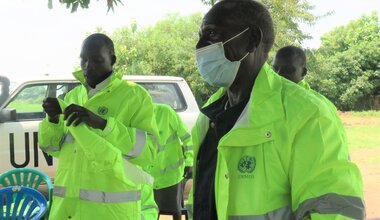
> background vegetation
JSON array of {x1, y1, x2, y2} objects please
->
[{"x1": 58, "y1": 0, "x2": 380, "y2": 110}]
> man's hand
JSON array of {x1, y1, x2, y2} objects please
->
[
  {"x1": 42, "y1": 97, "x2": 62, "y2": 123},
  {"x1": 184, "y1": 166, "x2": 193, "y2": 179},
  {"x1": 63, "y1": 104, "x2": 107, "y2": 130}
]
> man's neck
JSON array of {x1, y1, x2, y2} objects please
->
[
  {"x1": 227, "y1": 62, "x2": 265, "y2": 107},
  {"x1": 87, "y1": 75, "x2": 112, "y2": 98}
]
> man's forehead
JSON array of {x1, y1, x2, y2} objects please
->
[
  {"x1": 81, "y1": 41, "x2": 108, "y2": 54},
  {"x1": 201, "y1": 15, "x2": 244, "y2": 34}
]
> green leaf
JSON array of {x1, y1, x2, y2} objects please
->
[
  {"x1": 48, "y1": 0, "x2": 53, "y2": 9},
  {"x1": 71, "y1": 1, "x2": 79, "y2": 13}
]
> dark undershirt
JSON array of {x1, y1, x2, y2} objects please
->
[{"x1": 194, "y1": 95, "x2": 249, "y2": 220}]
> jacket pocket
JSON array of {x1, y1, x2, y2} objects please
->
[{"x1": 218, "y1": 125, "x2": 289, "y2": 216}]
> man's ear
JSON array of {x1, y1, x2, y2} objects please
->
[
  {"x1": 302, "y1": 67, "x2": 308, "y2": 77},
  {"x1": 247, "y1": 26, "x2": 262, "y2": 53},
  {"x1": 111, "y1": 55, "x2": 116, "y2": 65}
]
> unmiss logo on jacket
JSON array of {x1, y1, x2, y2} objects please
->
[
  {"x1": 238, "y1": 156, "x2": 256, "y2": 173},
  {"x1": 98, "y1": 106, "x2": 108, "y2": 115}
]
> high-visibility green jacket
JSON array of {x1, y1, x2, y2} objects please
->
[
  {"x1": 39, "y1": 71, "x2": 159, "y2": 220},
  {"x1": 298, "y1": 79, "x2": 348, "y2": 148},
  {"x1": 147, "y1": 103, "x2": 193, "y2": 189},
  {"x1": 141, "y1": 183, "x2": 158, "y2": 220},
  {"x1": 191, "y1": 63, "x2": 365, "y2": 220}
]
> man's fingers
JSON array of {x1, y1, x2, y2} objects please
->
[
  {"x1": 64, "y1": 104, "x2": 80, "y2": 120},
  {"x1": 73, "y1": 118, "x2": 83, "y2": 127},
  {"x1": 66, "y1": 112, "x2": 79, "y2": 126}
]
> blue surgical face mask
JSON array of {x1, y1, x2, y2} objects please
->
[{"x1": 196, "y1": 27, "x2": 250, "y2": 88}]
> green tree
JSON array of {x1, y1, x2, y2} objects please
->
[
  {"x1": 307, "y1": 12, "x2": 380, "y2": 110},
  {"x1": 201, "y1": 0, "x2": 321, "y2": 58},
  {"x1": 108, "y1": 0, "x2": 321, "y2": 104},
  {"x1": 112, "y1": 13, "x2": 216, "y2": 104},
  {"x1": 48, "y1": 0, "x2": 122, "y2": 13}
]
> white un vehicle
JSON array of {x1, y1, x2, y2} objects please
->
[{"x1": 0, "y1": 75, "x2": 199, "y2": 179}]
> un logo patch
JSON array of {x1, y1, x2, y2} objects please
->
[
  {"x1": 98, "y1": 106, "x2": 108, "y2": 115},
  {"x1": 238, "y1": 156, "x2": 256, "y2": 173}
]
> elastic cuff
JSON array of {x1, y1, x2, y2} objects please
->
[
  {"x1": 101, "y1": 117, "x2": 115, "y2": 137},
  {"x1": 43, "y1": 115, "x2": 63, "y2": 126}
]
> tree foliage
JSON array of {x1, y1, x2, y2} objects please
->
[
  {"x1": 111, "y1": 13, "x2": 216, "y2": 104},
  {"x1": 108, "y1": 1, "x2": 320, "y2": 105},
  {"x1": 307, "y1": 12, "x2": 380, "y2": 110},
  {"x1": 201, "y1": 0, "x2": 320, "y2": 60},
  {"x1": 48, "y1": 0, "x2": 122, "y2": 13}
]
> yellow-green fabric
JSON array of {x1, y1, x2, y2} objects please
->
[
  {"x1": 38, "y1": 71, "x2": 159, "y2": 219},
  {"x1": 147, "y1": 103, "x2": 193, "y2": 189},
  {"x1": 190, "y1": 63, "x2": 365, "y2": 220},
  {"x1": 298, "y1": 79, "x2": 348, "y2": 148},
  {"x1": 141, "y1": 183, "x2": 158, "y2": 220}
]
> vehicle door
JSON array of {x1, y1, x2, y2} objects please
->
[{"x1": 0, "y1": 81, "x2": 79, "y2": 177}]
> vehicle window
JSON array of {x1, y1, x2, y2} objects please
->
[
  {"x1": 7, "y1": 85, "x2": 47, "y2": 116},
  {"x1": 138, "y1": 83, "x2": 187, "y2": 112},
  {"x1": 5, "y1": 83, "x2": 79, "y2": 120}
]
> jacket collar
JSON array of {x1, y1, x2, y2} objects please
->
[
  {"x1": 205, "y1": 63, "x2": 285, "y2": 130},
  {"x1": 72, "y1": 70, "x2": 124, "y2": 95},
  {"x1": 72, "y1": 70, "x2": 123, "y2": 87},
  {"x1": 220, "y1": 63, "x2": 285, "y2": 147},
  {"x1": 241, "y1": 62, "x2": 285, "y2": 128},
  {"x1": 87, "y1": 76, "x2": 112, "y2": 98},
  {"x1": 298, "y1": 79, "x2": 311, "y2": 91}
]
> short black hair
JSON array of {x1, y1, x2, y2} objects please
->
[
  {"x1": 83, "y1": 33, "x2": 115, "y2": 56},
  {"x1": 217, "y1": 0, "x2": 275, "y2": 54},
  {"x1": 276, "y1": 46, "x2": 306, "y2": 66}
]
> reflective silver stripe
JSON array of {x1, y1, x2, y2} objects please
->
[
  {"x1": 157, "y1": 143, "x2": 164, "y2": 153},
  {"x1": 53, "y1": 186, "x2": 67, "y2": 197},
  {"x1": 127, "y1": 129, "x2": 147, "y2": 158},
  {"x1": 122, "y1": 158, "x2": 154, "y2": 185},
  {"x1": 40, "y1": 146, "x2": 61, "y2": 152},
  {"x1": 142, "y1": 205, "x2": 159, "y2": 212},
  {"x1": 148, "y1": 133, "x2": 161, "y2": 153},
  {"x1": 62, "y1": 132, "x2": 74, "y2": 144},
  {"x1": 180, "y1": 133, "x2": 191, "y2": 141},
  {"x1": 229, "y1": 206, "x2": 294, "y2": 220},
  {"x1": 295, "y1": 193, "x2": 365, "y2": 220},
  {"x1": 183, "y1": 145, "x2": 193, "y2": 151},
  {"x1": 160, "y1": 158, "x2": 185, "y2": 174},
  {"x1": 79, "y1": 189, "x2": 141, "y2": 203},
  {"x1": 102, "y1": 124, "x2": 113, "y2": 136},
  {"x1": 166, "y1": 133, "x2": 178, "y2": 144}
]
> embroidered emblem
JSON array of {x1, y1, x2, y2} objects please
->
[
  {"x1": 98, "y1": 106, "x2": 108, "y2": 115},
  {"x1": 238, "y1": 156, "x2": 256, "y2": 173}
]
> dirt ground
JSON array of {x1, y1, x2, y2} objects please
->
[
  {"x1": 161, "y1": 112, "x2": 380, "y2": 220},
  {"x1": 340, "y1": 112, "x2": 380, "y2": 220},
  {"x1": 351, "y1": 147, "x2": 380, "y2": 220}
]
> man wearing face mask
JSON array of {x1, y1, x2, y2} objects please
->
[
  {"x1": 39, "y1": 33, "x2": 159, "y2": 219},
  {"x1": 191, "y1": 1, "x2": 365, "y2": 219}
]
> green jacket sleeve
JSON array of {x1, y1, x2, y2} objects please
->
[
  {"x1": 175, "y1": 113, "x2": 193, "y2": 167},
  {"x1": 69, "y1": 123, "x2": 121, "y2": 167},
  {"x1": 93, "y1": 88, "x2": 159, "y2": 167},
  {"x1": 38, "y1": 116, "x2": 65, "y2": 158},
  {"x1": 290, "y1": 113, "x2": 365, "y2": 219}
]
